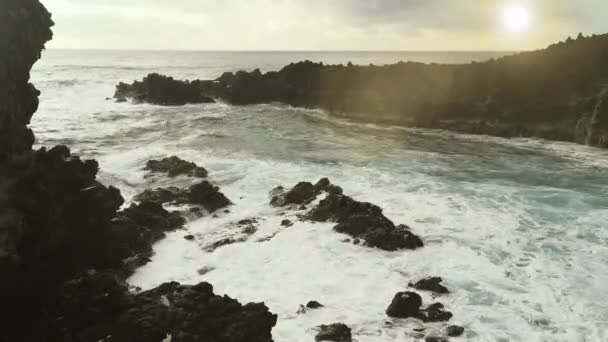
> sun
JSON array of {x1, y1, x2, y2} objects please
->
[{"x1": 501, "y1": 4, "x2": 532, "y2": 33}]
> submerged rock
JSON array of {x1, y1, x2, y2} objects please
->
[
  {"x1": 307, "y1": 194, "x2": 423, "y2": 251},
  {"x1": 420, "y1": 303, "x2": 453, "y2": 322},
  {"x1": 425, "y1": 335, "x2": 448, "y2": 342},
  {"x1": 315, "y1": 323, "x2": 352, "y2": 342},
  {"x1": 409, "y1": 277, "x2": 450, "y2": 294},
  {"x1": 145, "y1": 156, "x2": 208, "y2": 178}
]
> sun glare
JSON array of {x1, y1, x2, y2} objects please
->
[{"x1": 501, "y1": 4, "x2": 532, "y2": 33}]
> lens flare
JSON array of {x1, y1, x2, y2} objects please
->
[{"x1": 501, "y1": 4, "x2": 531, "y2": 33}]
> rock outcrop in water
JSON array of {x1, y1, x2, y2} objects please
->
[
  {"x1": 135, "y1": 181, "x2": 232, "y2": 213},
  {"x1": 118, "y1": 34, "x2": 608, "y2": 147},
  {"x1": 386, "y1": 292, "x2": 453, "y2": 322},
  {"x1": 115, "y1": 73, "x2": 215, "y2": 105},
  {"x1": 0, "y1": 1, "x2": 276, "y2": 341},
  {"x1": 145, "y1": 156, "x2": 208, "y2": 178},
  {"x1": 307, "y1": 193, "x2": 424, "y2": 251}
]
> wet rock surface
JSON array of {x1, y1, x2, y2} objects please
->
[
  {"x1": 270, "y1": 178, "x2": 342, "y2": 207},
  {"x1": 57, "y1": 273, "x2": 277, "y2": 342},
  {"x1": 409, "y1": 277, "x2": 450, "y2": 294},
  {"x1": 385, "y1": 292, "x2": 453, "y2": 323},
  {"x1": 114, "y1": 73, "x2": 215, "y2": 105},
  {"x1": 315, "y1": 323, "x2": 352, "y2": 342},
  {"x1": 307, "y1": 193, "x2": 423, "y2": 251},
  {"x1": 134, "y1": 181, "x2": 232, "y2": 213},
  {"x1": 145, "y1": 156, "x2": 208, "y2": 178},
  {"x1": 446, "y1": 325, "x2": 465, "y2": 337}
]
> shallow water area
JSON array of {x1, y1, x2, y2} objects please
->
[{"x1": 31, "y1": 50, "x2": 608, "y2": 341}]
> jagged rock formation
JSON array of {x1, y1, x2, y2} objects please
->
[
  {"x1": 134, "y1": 181, "x2": 232, "y2": 213},
  {"x1": 385, "y1": 292, "x2": 453, "y2": 322},
  {"x1": 118, "y1": 34, "x2": 608, "y2": 147},
  {"x1": 145, "y1": 156, "x2": 208, "y2": 178},
  {"x1": 115, "y1": 73, "x2": 215, "y2": 105},
  {"x1": 307, "y1": 193, "x2": 424, "y2": 251},
  {"x1": 0, "y1": 1, "x2": 276, "y2": 341}
]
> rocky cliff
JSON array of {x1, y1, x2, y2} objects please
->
[
  {"x1": 0, "y1": 1, "x2": 277, "y2": 341},
  {"x1": 117, "y1": 34, "x2": 608, "y2": 148}
]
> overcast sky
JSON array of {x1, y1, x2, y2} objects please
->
[{"x1": 42, "y1": 0, "x2": 607, "y2": 51}]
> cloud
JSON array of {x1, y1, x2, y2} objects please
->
[{"x1": 40, "y1": 0, "x2": 608, "y2": 50}]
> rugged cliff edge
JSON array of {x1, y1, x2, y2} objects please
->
[
  {"x1": 117, "y1": 34, "x2": 608, "y2": 148},
  {"x1": 0, "y1": 1, "x2": 276, "y2": 341}
]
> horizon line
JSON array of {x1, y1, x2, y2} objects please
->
[{"x1": 45, "y1": 47, "x2": 521, "y2": 53}]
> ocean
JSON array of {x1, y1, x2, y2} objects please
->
[{"x1": 31, "y1": 50, "x2": 608, "y2": 341}]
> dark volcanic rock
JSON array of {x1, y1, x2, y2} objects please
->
[
  {"x1": 409, "y1": 277, "x2": 450, "y2": 294},
  {"x1": 270, "y1": 178, "x2": 343, "y2": 207},
  {"x1": 114, "y1": 282, "x2": 277, "y2": 342},
  {"x1": 425, "y1": 335, "x2": 448, "y2": 342},
  {"x1": 145, "y1": 156, "x2": 208, "y2": 178},
  {"x1": 386, "y1": 292, "x2": 423, "y2": 319},
  {"x1": 281, "y1": 219, "x2": 294, "y2": 227},
  {"x1": 307, "y1": 301, "x2": 324, "y2": 309},
  {"x1": 315, "y1": 323, "x2": 352, "y2": 342},
  {"x1": 313, "y1": 177, "x2": 343, "y2": 195},
  {"x1": 115, "y1": 73, "x2": 215, "y2": 105},
  {"x1": 134, "y1": 181, "x2": 232, "y2": 213},
  {"x1": 420, "y1": 303, "x2": 453, "y2": 322},
  {"x1": 446, "y1": 325, "x2": 465, "y2": 337},
  {"x1": 270, "y1": 181, "x2": 314, "y2": 207},
  {"x1": 386, "y1": 292, "x2": 453, "y2": 323},
  {"x1": 307, "y1": 194, "x2": 423, "y2": 251},
  {"x1": 0, "y1": 2, "x2": 277, "y2": 341},
  {"x1": 57, "y1": 274, "x2": 277, "y2": 342}
]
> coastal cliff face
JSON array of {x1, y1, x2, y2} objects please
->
[
  {"x1": 117, "y1": 34, "x2": 608, "y2": 148},
  {"x1": 0, "y1": 1, "x2": 277, "y2": 341}
]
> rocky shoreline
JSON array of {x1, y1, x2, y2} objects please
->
[{"x1": 116, "y1": 34, "x2": 608, "y2": 149}]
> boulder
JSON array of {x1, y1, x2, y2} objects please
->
[
  {"x1": 386, "y1": 292, "x2": 453, "y2": 323},
  {"x1": 386, "y1": 292, "x2": 423, "y2": 319},
  {"x1": 315, "y1": 323, "x2": 352, "y2": 342},
  {"x1": 144, "y1": 156, "x2": 208, "y2": 178}
]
